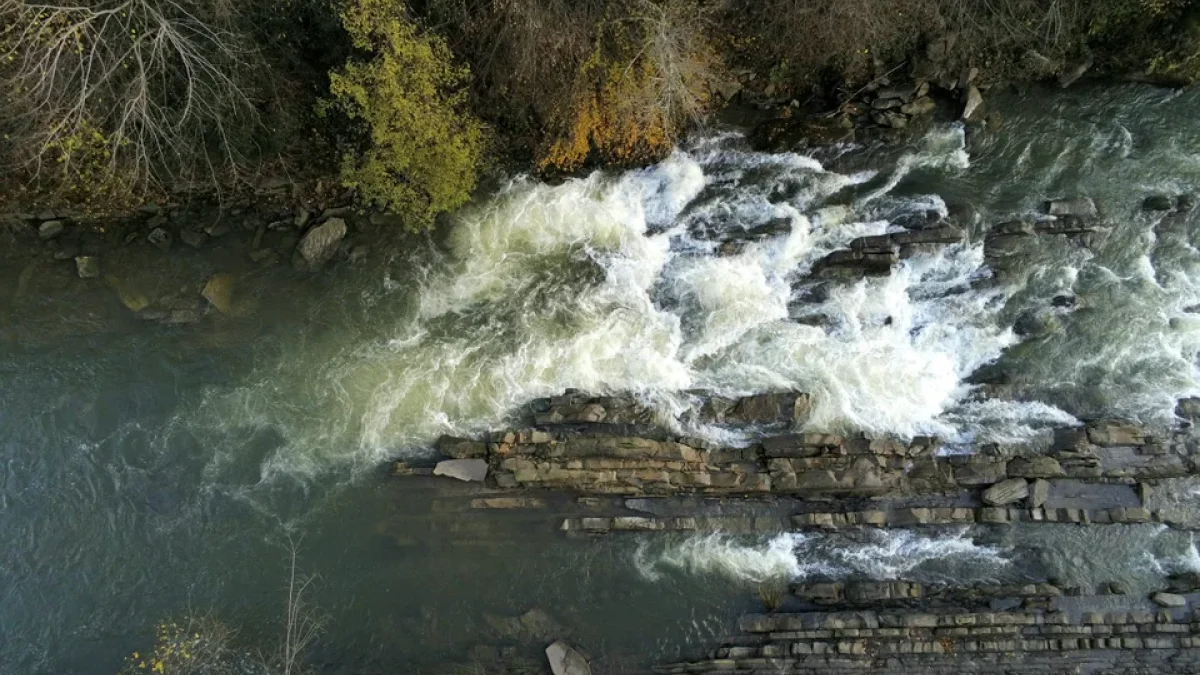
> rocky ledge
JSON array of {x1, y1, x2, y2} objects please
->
[
  {"x1": 407, "y1": 392, "x2": 1200, "y2": 534},
  {"x1": 393, "y1": 390, "x2": 1200, "y2": 674}
]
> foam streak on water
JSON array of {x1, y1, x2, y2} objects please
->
[{"x1": 633, "y1": 529, "x2": 1011, "y2": 585}]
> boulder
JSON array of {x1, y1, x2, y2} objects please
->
[
  {"x1": 546, "y1": 641, "x2": 591, "y2": 675},
  {"x1": 1045, "y1": 198, "x2": 1098, "y2": 219},
  {"x1": 201, "y1": 273, "x2": 236, "y2": 313},
  {"x1": 38, "y1": 220, "x2": 65, "y2": 239},
  {"x1": 1176, "y1": 397, "x2": 1200, "y2": 421},
  {"x1": 900, "y1": 96, "x2": 937, "y2": 116},
  {"x1": 1029, "y1": 478, "x2": 1050, "y2": 509},
  {"x1": 1169, "y1": 572, "x2": 1200, "y2": 593},
  {"x1": 74, "y1": 256, "x2": 100, "y2": 279},
  {"x1": 297, "y1": 217, "x2": 347, "y2": 268},
  {"x1": 982, "y1": 478, "x2": 1029, "y2": 506},
  {"x1": 1152, "y1": 592, "x2": 1187, "y2": 608},
  {"x1": 433, "y1": 458, "x2": 488, "y2": 482},
  {"x1": 961, "y1": 85, "x2": 983, "y2": 120},
  {"x1": 1007, "y1": 456, "x2": 1065, "y2": 478}
]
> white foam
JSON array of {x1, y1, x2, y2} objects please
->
[
  {"x1": 635, "y1": 529, "x2": 1009, "y2": 584},
  {"x1": 187, "y1": 127, "x2": 1079, "y2": 479}
]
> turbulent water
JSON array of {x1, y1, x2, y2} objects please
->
[{"x1": 5, "y1": 83, "x2": 1200, "y2": 674}]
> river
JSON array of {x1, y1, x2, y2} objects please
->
[{"x1": 3, "y1": 83, "x2": 1200, "y2": 674}]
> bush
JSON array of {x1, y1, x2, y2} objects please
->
[
  {"x1": 323, "y1": 0, "x2": 486, "y2": 230},
  {"x1": 538, "y1": 0, "x2": 724, "y2": 172},
  {"x1": 119, "y1": 616, "x2": 237, "y2": 675}
]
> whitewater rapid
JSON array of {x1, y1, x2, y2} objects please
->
[{"x1": 187, "y1": 116, "x2": 1200, "y2": 481}]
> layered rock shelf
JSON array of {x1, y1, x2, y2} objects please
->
[
  {"x1": 393, "y1": 390, "x2": 1200, "y2": 674},
  {"x1": 409, "y1": 392, "x2": 1200, "y2": 534}
]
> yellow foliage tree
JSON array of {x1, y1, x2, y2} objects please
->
[
  {"x1": 539, "y1": 0, "x2": 722, "y2": 173},
  {"x1": 324, "y1": 0, "x2": 486, "y2": 230}
]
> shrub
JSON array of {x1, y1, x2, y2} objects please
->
[
  {"x1": 119, "y1": 616, "x2": 235, "y2": 675},
  {"x1": 323, "y1": 0, "x2": 485, "y2": 230},
  {"x1": 538, "y1": 0, "x2": 724, "y2": 172}
]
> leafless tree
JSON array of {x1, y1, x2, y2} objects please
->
[{"x1": 0, "y1": 0, "x2": 262, "y2": 191}]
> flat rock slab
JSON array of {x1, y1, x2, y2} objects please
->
[
  {"x1": 546, "y1": 641, "x2": 591, "y2": 675},
  {"x1": 433, "y1": 459, "x2": 488, "y2": 482}
]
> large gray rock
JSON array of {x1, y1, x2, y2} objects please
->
[
  {"x1": 1029, "y1": 478, "x2": 1051, "y2": 509},
  {"x1": 982, "y1": 478, "x2": 1029, "y2": 506},
  {"x1": 38, "y1": 220, "x2": 65, "y2": 239},
  {"x1": 546, "y1": 641, "x2": 591, "y2": 675},
  {"x1": 1152, "y1": 592, "x2": 1187, "y2": 608},
  {"x1": 961, "y1": 85, "x2": 983, "y2": 120},
  {"x1": 433, "y1": 458, "x2": 488, "y2": 482},
  {"x1": 297, "y1": 217, "x2": 347, "y2": 267}
]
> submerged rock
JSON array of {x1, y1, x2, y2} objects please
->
[
  {"x1": 74, "y1": 256, "x2": 100, "y2": 279},
  {"x1": 433, "y1": 458, "x2": 488, "y2": 482},
  {"x1": 545, "y1": 641, "x2": 591, "y2": 675},
  {"x1": 38, "y1": 220, "x2": 65, "y2": 239},
  {"x1": 201, "y1": 273, "x2": 236, "y2": 313},
  {"x1": 1045, "y1": 198, "x2": 1098, "y2": 219},
  {"x1": 148, "y1": 227, "x2": 172, "y2": 251},
  {"x1": 1144, "y1": 195, "x2": 1175, "y2": 211}
]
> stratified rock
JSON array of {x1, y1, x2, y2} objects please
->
[
  {"x1": 1152, "y1": 592, "x2": 1187, "y2": 608},
  {"x1": 433, "y1": 459, "x2": 488, "y2": 482},
  {"x1": 297, "y1": 217, "x2": 347, "y2": 268},
  {"x1": 1045, "y1": 198, "x2": 1098, "y2": 219},
  {"x1": 74, "y1": 256, "x2": 100, "y2": 279},
  {"x1": 435, "y1": 436, "x2": 487, "y2": 459},
  {"x1": 1008, "y1": 456, "x2": 1065, "y2": 478},
  {"x1": 545, "y1": 641, "x2": 591, "y2": 675},
  {"x1": 38, "y1": 220, "x2": 65, "y2": 239},
  {"x1": 982, "y1": 478, "x2": 1029, "y2": 506},
  {"x1": 1086, "y1": 421, "x2": 1146, "y2": 447},
  {"x1": 201, "y1": 273, "x2": 236, "y2": 313}
]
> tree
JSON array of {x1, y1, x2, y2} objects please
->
[
  {"x1": 323, "y1": 0, "x2": 485, "y2": 230},
  {"x1": 0, "y1": 0, "x2": 265, "y2": 203}
]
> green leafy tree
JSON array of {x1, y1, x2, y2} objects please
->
[{"x1": 324, "y1": 0, "x2": 486, "y2": 230}]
